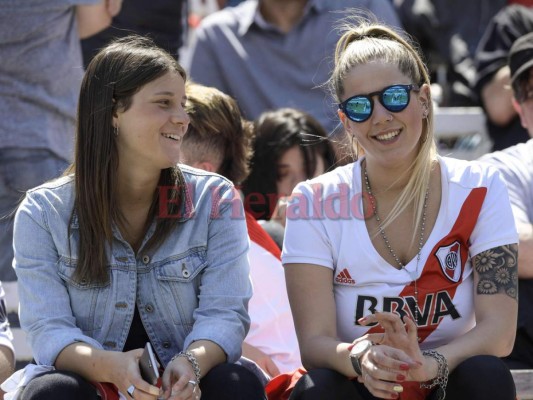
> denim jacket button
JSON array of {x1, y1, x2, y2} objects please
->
[
  {"x1": 142, "y1": 255, "x2": 150, "y2": 264},
  {"x1": 163, "y1": 341, "x2": 171, "y2": 348},
  {"x1": 182, "y1": 269, "x2": 190, "y2": 278},
  {"x1": 145, "y1": 304, "x2": 154, "y2": 313},
  {"x1": 80, "y1": 279, "x2": 87, "y2": 286}
]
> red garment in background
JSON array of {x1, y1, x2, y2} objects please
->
[
  {"x1": 91, "y1": 382, "x2": 120, "y2": 400},
  {"x1": 245, "y1": 211, "x2": 281, "y2": 260},
  {"x1": 266, "y1": 368, "x2": 306, "y2": 400},
  {"x1": 508, "y1": 0, "x2": 533, "y2": 6}
]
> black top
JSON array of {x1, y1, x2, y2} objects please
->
[{"x1": 123, "y1": 305, "x2": 150, "y2": 352}]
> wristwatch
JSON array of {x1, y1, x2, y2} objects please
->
[{"x1": 349, "y1": 339, "x2": 373, "y2": 376}]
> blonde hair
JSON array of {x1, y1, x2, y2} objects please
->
[{"x1": 330, "y1": 19, "x2": 437, "y2": 239}]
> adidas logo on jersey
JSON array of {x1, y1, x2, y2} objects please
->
[{"x1": 335, "y1": 268, "x2": 355, "y2": 285}]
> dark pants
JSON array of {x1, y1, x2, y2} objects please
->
[
  {"x1": 289, "y1": 355, "x2": 515, "y2": 400},
  {"x1": 21, "y1": 363, "x2": 267, "y2": 400}
]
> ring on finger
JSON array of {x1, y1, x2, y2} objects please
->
[
  {"x1": 188, "y1": 380, "x2": 198, "y2": 387},
  {"x1": 127, "y1": 385, "x2": 135, "y2": 397}
]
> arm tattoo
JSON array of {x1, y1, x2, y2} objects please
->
[{"x1": 473, "y1": 244, "x2": 518, "y2": 301}]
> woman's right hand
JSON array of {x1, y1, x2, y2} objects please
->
[
  {"x1": 361, "y1": 312, "x2": 423, "y2": 359},
  {"x1": 109, "y1": 349, "x2": 161, "y2": 399},
  {"x1": 361, "y1": 312, "x2": 437, "y2": 383}
]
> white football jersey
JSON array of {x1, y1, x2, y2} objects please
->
[{"x1": 282, "y1": 156, "x2": 518, "y2": 349}]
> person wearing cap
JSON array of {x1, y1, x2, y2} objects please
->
[
  {"x1": 473, "y1": 4, "x2": 533, "y2": 151},
  {"x1": 479, "y1": 31, "x2": 533, "y2": 369}
]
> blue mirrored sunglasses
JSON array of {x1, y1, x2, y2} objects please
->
[{"x1": 338, "y1": 84, "x2": 420, "y2": 123}]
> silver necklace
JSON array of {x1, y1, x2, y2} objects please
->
[{"x1": 363, "y1": 162, "x2": 429, "y2": 326}]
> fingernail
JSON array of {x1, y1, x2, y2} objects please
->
[
  {"x1": 400, "y1": 363, "x2": 410, "y2": 371},
  {"x1": 396, "y1": 374, "x2": 405, "y2": 381},
  {"x1": 393, "y1": 385, "x2": 403, "y2": 393},
  {"x1": 357, "y1": 317, "x2": 367, "y2": 323}
]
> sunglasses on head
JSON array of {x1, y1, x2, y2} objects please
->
[{"x1": 338, "y1": 84, "x2": 420, "y2": 123}]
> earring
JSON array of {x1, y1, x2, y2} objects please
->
[
  {"x1": 422, "y1": 104, "x2": 429, "y2": 119},
  {"x1": 114, "y1": 126, "x2": 118, "y2": 137}
]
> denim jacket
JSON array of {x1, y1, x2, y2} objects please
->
[{"x1": 13, "y1": 165, "x2": 252, "y2": 367}]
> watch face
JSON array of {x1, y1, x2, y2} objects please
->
[
  {"x1": 351, "y1": 339, "x2": 372, "y2": 355},
  {"x1": 350, "y1": 339, "x2": 372, "y2": 376}
]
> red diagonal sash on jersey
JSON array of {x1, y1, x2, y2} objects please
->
[
  {"x1": 366, "y1": 188, "x2": 487, "y2": 342},
  {"x1": 245, "y1": 211, "x2": 281, "y2": 260}
]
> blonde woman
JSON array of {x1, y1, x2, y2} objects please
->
[{"x1": 282, "y1": 21, "x2": 518, "y2": 400}]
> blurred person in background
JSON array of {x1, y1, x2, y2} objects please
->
[
  {"x1": 181, "y1": 83, "x2": 302, "y2": 379},
  {"x1": 473, "y1": 4, "x2": 533, "y2": 151},
  {"x1": 241, "y1": 108, "x2": 336, "y2": 249},
  {"x1": 479, "y1": 31, "x2": 533, "y2": 369},
  {"x1": 394, "y1": 0, "x2": 506, "y2": 107},
  {"x1": 185, "y1": 0, "x2": 401, "y2": 146},
  {"x1": 0, "y1": 0, "x2": 121, "y2": 369},
  {"x1": 81, "y1": 0, "x2": 187, "y2": 66},
  {"x1": 0, "y1": 281, "x2": 15, "y2": 399}
]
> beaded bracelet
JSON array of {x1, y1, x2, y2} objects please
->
[
  {"x1": 171, "y1": 351, "x2": 201, "y2": 384},
  {"x1": 420, "y1": 350, "x2": 449, "y2": 400}
]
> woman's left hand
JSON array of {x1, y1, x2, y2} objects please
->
[
  {"x1": 355, "y1": 343, "x2": 420, "y2": 398},
  {"x1": 161, "y1": 357, "x2": 201, "y2": 400}
]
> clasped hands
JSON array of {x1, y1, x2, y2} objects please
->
[{"x1": 353, "y1": 312, "x2": 439, "y2": 399}]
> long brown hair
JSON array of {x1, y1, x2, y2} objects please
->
[{"x1": 67, "y1": 36, "x2": 186, "y2": 284}]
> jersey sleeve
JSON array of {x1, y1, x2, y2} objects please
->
[
  {"x1": 469, "y1": 167, "x2": 519, "y2": 257},
  {"x1": 281, "y1": 182, "x2": 334, "y2": 269}
]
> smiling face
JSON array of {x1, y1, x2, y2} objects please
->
[
  {"x1": 338, "y1": 62, "x2": 429, "y2": 169},
  {"x1": 114, "y1": 71, "x2": 190, "y2": 174}
]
